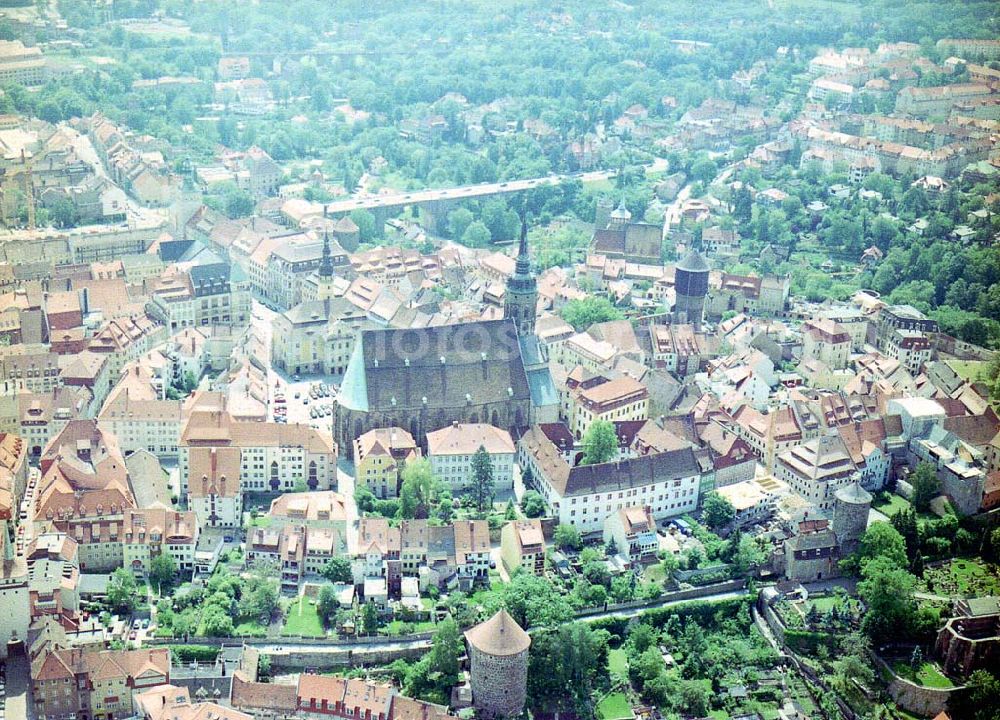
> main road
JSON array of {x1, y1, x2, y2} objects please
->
[{"x1": 322, "y1": 158, "x2": 670, "y2": 216}]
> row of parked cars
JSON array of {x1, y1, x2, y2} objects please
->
[{"x1": 310, "y1": 382, "x2": 334, "y2": 399}]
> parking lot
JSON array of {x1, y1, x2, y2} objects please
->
[{"x1": 270, "y1": 378, "x2": 337, "y2": 431}]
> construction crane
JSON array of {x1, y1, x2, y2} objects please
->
[{"x1": 0, "y1": 149, "x2": 35, "y2": 231}]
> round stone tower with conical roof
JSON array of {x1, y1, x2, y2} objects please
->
[
  {"x1": 464, "y1": 609, "x2": 531, "y2": 718},
  {"x1": 673, "y1": 248, "x2": 710, "y2": 329},
  {"x1": 832, "y1": 480, "x2": 872, "y2": 554}
]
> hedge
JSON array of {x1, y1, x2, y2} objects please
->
[{"x1": 169, "y1": 644, "x2": 220, "y2": 663}]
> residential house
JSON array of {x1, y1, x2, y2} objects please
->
[
  {"x1": 603, "y1": 505, "x2": 659, "y2": 565},
  {"x1": 426, "y1": 422, "x2": 516, "y2": 494},
  {"x1": 354, "y1": 427, "x2": 421, "y2": 499},
  {"x1": 32, "y1": 647, "x2": 170, "y2": 720},
  {"x1": 519, "y1": 424, "x2": 702, "y2": 533},
  {"x1": 500, "y1": 519, "x2": 546, "y2": 577}
]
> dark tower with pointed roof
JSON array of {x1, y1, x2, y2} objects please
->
[
  {"x1": 319, "y1": 231, "x2": 334, "y2": 278},
  {"x1": 673, "y1": 248, "x2": 709, "y2": 329},
  {"x1": 504, "y1": 218, "x2": 537, "y2": 336}
]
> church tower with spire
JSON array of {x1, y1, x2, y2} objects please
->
[
  {"x1": 303, "y1": 230, "x2": 338, "y2": 302},
  {"x1": 504, "y1": 218, "x2": 538, "y2": 336}
]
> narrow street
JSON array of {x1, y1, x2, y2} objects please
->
[{"x1": 2, "y1": 652, "x2": 34, "y2": 720}]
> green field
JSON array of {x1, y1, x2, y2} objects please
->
[
  {"x1": 891, "y1": 661, "x2": 954, "y2": 689},
  {"x1": 608, "y1": 648, "x2": 629, "y2": 678},
  {"x1": 947, "y1": 359, "x2": 988, "y2": 382},
  {"x1": 872, "y1": 493, "x2": 911, "y2": 517},
  {"x1": 234, "y1": 621, "x2": 267, "y2": 637},
  {"x1": 596, "y1": 692, "x2": 634, "y2": 720},
  {"x1": 283, "y1": 596, "x2": 325, "y2": 637},
  {"x1": 806, "y1": 596, "x2": 841, "y2": 613},
  {"x1": 582, "y1": 177, "x2": 615, "y2": 193},
  {"x1": 382, "y1": 619, "x2": 437, "y2": 635}
]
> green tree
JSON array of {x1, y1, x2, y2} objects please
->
[
  {"x1": 50, "y1": 197, "x2": 78, "y2": 228},
  {"x1": 149, "y1": 553, "x2": 176, "y2": 593},
  {"x1": 581, "y1": 419, "x2": 617, "y2": 465},
  {"x1": 429, "y1": 616, "x2": 463, "y2": 682},
  {"x1": 108, "y1": 568, "x2": 139, "y2": 612},
  {"x1": 461, "y1": 220, "x2": 491, "y2": 247},
  {"x1": 321, "y1": 556, "x2": 353, "y2": 584},
  {"x1": 403, "y1": 616, "x2": 464, "y2": 705},
  {"x1": 361, "y1": 600, "x2": 380, "y2": 635},
  {"x1": 911, "y1": 462, "x2": 940, "y2": 512},
  {"x1": 350, "y1": 209, "x2": 378, "y2": 243},
  {"x1": 520, "y1": 490, "x2": 546, "y2": 518},
  {"x1": 831, "y1": 633, "x2": 874, "y2": 694},
  {"x1": 559, "y1": 296, "x2": 624, "y2": 330},
  {"x1": 202, "y1": 604, "x2": 235, "y2": 637},
  {"x1": 171, "y1": 609, "x2": 195, "y2": 640},
  {"x1": 469, "y1": 445, "x2": 495, "y2": 512},
  {"x1": 690, "y1": 157, "x2": 718, "y2": 185},
  {"x1": 702, "y1": 491, "x2": 736, "y2": 530},
  {"x1": 891, "y1": 507, "x2": 920, "y2": 563},
  {"x1": 239, "y1": 576, "x2": 279, "y2": 623},
  {"x1": 490, "y1": 572, "x2": 573, "y2": 629},
  {"x1": 257, "y1": 654, "x2": 272, "y2": 680},
  {"x1": 949, "y1": 670, "x2": 1000, "y2": 720},
  {"x1": 447, "y1": 207, "x2": 474, "y2": 239},
  {"x1": 858, "y1": 522, "x2": 909, "y2": 571},
  {"x1": 222, "y1": 184, "x2": 254, "y2": 218},
  {"x1": 399, "y1": 458, "x2": 442, "y2": 519},
  {"x1": 857, "y1": 556, "x2": 918, "y2": 643},
  {"x1": 317, "y1": 584, "x2": 340, "y2": 626},
  {"x1": 583, "y1": 561, "x2": 612, "y2": 589},
  {"x1": 733, "y1": 533, "x2": 767, "y2": 575},
  {"x1": 527, "y1": 622, "x2": 609, "y2": 711},
  {"x1": 553, "y1": 523, "x2": 583, "y2": 551}
]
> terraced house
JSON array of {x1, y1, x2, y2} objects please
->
[
  {"x1": 179, "y1": 392, "x2": 337, "y2": 496},
  {"x1": 32, "y1": 420, "x2": 136, "y2": 572},
  {"x1": 32, "y1": 647, "x2": 170, "y2": 720},
  {"x1": 122, "y1": 506, "x2": 199, "y2": 577}
]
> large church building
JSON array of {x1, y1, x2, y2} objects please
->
[{"x1": 334, "y1": 224, "x2": 556, "y2": 452}]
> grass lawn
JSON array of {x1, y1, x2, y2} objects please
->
[
  {"x1": 642, "y1": 564, "x2": 666, "y2": 584},
  {"x1": 234, "y1": 621, "x2": 267, "y2": 637},
  {"x1": 608, "y1": 648, "x2": 628, "y2": 678},
  {"x1": 891, "y1": 661, "x2": 954, "y2": 689},
  {"x1": 282, "y1": 596, "x2": 325, "y2": 637},
  {"x1": 248, "y1": 515, "x2": 272, "y2": 528},
  {"x1": 583, "y1": 177, "x2": 615, "y2": 193},
  {"x1": 947, "y1": 360, "x2": 987, "y2": 382},
  {"x1": 872, "y1": 493, "x2": 911, "y2": 517},
  {"x1": 596, "y1": 692, "x2": 634, "y2": 720},
  {"x1": 382, "y1": 620, "x2": 437, "y2": 635}
]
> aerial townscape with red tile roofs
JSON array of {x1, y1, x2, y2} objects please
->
[{"x1": 0, "y1": 1, "x2": 999, "y2": 719}]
